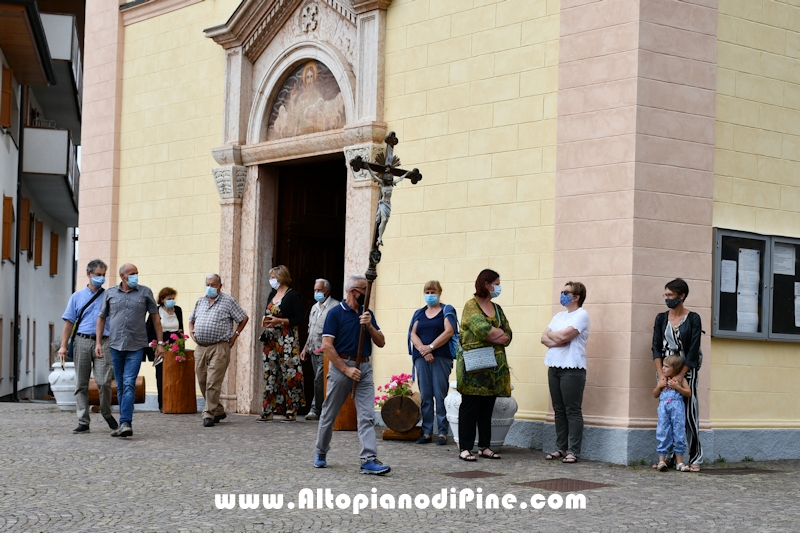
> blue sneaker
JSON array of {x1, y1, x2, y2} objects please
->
[
  {"x1": 360, "y1": 459, "x2": 391, "y2": 475},
  {"x1": 314, "y1": 453, "x2": 327, "y2": 468}
]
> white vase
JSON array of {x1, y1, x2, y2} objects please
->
[
  {"x1": 49, "y1": 362, "x2": 77, "y2": 411},
  {"x1": 445, "y1": 380, "x2": 518, "y2": 450}
]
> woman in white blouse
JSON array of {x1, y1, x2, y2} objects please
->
[
  {"x1": 540, "y1": 281, "x2": 589, "y2": 464},
  {"x1": 145, "y1": 287, "x2": 184, "y2": 412}
]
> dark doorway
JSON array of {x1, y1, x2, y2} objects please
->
[{"x1": 273, "y1": 156, "x2": 346, "y2": 414}]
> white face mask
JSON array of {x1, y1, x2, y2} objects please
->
[{"x1": 269, "y1": 278, "x2": 280, "y2": 290}]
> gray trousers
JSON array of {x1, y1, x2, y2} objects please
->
[
  {"x1": 73, "y1": 335, "x2": 112, "y2": 425},
  {"x1": 310, "y1": 354, "x2": 324, "y2": 415},
  {"x1": 548, "y1": 367, "x2": 586, "y2": 457},
  {"x1": 315, "y1": 359, "x2": 377, "y2": 464}
]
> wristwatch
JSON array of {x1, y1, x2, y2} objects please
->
[
  {"x1": 429, "y1": 344, "x2": 434, "y2": 352},
  {"x1": 233, "y1": 331, "x2": 240, "y2": 336},
  {"x1": 157, "y1": 341, "x2": 164, "y2": 346}
]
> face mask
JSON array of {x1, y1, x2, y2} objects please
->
[
  {"x1": 424, "y1": 294, "x2": 439, "y2": 306},
  {"x1": 355, "y1": 292, "x2": 366, "y2": 307},
  {"x1": 269, "y1": 278, "x2": 280, "y2": 290},
  {"x1": 490, "y1": 284, "x2": 501, "y2": 298},
  {"x1": 164, "y1": 299, "x2": 176, "y2": 309},
  {"x1": 205, "y1": 286, "x2": 218, "y2": 298},
  {"x1": 314, "y1": 292, "x2": 326, "y2": 303},
  {"x1": 91, "y1": 276, "x2": 105, "y2": 287},
  {"x1": 665, "y1": 296, "x2": 681, "y2": 309},
  {"x1": 560, "y1": 293, "x2": 573, "y2": 307},
  {"x1": 127, "y1": 274, "x2": 139, "y2": 288}
]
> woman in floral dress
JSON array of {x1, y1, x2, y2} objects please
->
[{"x1": 257, "y1": 265, "x2": 305, "y2": 422}]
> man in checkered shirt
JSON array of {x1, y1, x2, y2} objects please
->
[{"x1": 188, "y1": 273, "x2": 248, "y2": 427}]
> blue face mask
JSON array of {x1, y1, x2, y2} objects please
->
[
  {"x1": 127, "y1": 274, "x2": 139, "y2": 288},
  {"x1": 205, "y1": 286, "x2": 218, "y2": 298},
  {"x1": 164, "y1": 299, "x2": 176, "y2": 309},
  {"x1": 560, "y1": 292, "x2": 573, "y2": 307},
  {"x1": 314, "y1": 292, "x2": 326, "y2": 303},
  {"x1": 91, "y1": 276, "x2": 105, "y2": 287},
  {"x1": 424, "y1": 294, "x2": 439, "y2": 306},
  {"x1": 490, "y1": 284, "x2": 501, "y2": 298}
]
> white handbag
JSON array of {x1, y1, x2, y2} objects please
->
[
  {"x1": 462, "y1": 346, "x2": 497, "y2": 372},
  {"x1": 462, "y1": 303, "x2": 501, "y2": 372}
]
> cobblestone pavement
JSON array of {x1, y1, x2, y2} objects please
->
[{"x1": 1, "y1": 402, "x2": 799, "y2": 532}]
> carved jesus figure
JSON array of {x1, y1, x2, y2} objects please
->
[{"x1": 363, "y1": 165, "x2": 416, "y2": 246}]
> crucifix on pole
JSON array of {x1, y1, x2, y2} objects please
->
[{"x1": 348, "y1": 132, "x2": 422, "y2": 397}]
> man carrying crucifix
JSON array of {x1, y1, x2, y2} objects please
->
[{"x1": 312, "y1": 274, "x2": 390, "y2": 475}]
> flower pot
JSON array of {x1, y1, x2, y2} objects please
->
[
  {"x1": 380, "y1": 392, "x2": 421, "y2": 433},
  {"x1": 444, "y1": 380, "x2": 518, "y2": 450},
  {"x1": 49, "y1": 362, "x2": 77, "y2": 411},
  {"x1": 163, "y1": 350, "x2": 197, "y2": 414}
]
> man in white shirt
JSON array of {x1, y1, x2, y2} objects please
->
[{"x1": 300, "y1": 278, "x2": 339, "y2": 420}]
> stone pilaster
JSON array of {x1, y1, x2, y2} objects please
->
[
  {"x1": 343, "y1": 143, "x2": 381, "y2": 283},
  {"x1": 552, "y1": 0, "x2": 716, "y2": 460},
  {"x1": 212, "y1": 163, "x2": 247, "y2": 412}
]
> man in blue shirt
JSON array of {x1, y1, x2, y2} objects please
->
[
  {"x1": 313, "y1": 274, "x2": 390, "y2": 475},
  {"x1": 58, "y1": 259, "x2": 117, "y2": 434}
]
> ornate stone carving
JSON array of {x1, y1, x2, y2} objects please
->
[
  {"x1": 343, "y1": 143, "x2": 379, "y2": 181},
  {"x1": 300, "y1": 2, "x2": 318, "y2": 32},
  {"x1": 214, "y1": 165, "x2": 248, "y2": 199}
]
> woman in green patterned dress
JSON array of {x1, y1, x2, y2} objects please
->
[{"x1": 456, "y1": 269, "x2": 512, "y2": 461}]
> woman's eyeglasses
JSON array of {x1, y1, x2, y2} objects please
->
[{"x1": 561, "y1": 291, "x2": 573, "y2": 296}]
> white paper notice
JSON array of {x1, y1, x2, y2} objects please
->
[
  {"x1": 720, "y1": 260, "x2": 737, "y2": 293},
  {"x1": 737, "y1": 311, "x2": 760, "y2": 333},
  {"x1": 774, "y1": 244, "x2": 796, "y2": 276},
  {"x1": 739, "y1": 248, "x2": 760, "y2": 273},
  {"x1": 795, "y1": 283, "x2": 800, "y2": 328},
  {"x1": 737, "y1": 249, "x2": 761, "y2": 333}
]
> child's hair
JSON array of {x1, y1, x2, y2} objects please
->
[{"x1": 663, "y1": 355, "x2": 683, "y2": 374}]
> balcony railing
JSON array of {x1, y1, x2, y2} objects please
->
[
  {"x1": 35, "y1": 14, "x2": 83, "y2": 143},
  {"x1": 21, "y1": 127, "x2": 79, "y2": 226}
]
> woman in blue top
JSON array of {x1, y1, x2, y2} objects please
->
[{"x1": 408, "y1": 280, "x2": 457, "y2": 445}]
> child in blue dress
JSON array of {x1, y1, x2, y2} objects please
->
[{"x1": 653, "y1": 355, "x2": 692, "y2": 472}]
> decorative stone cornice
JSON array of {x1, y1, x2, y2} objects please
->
[
  {"x1": 120, "y1": 0, "x2": 204, "y2": 26},
  {"x1": 204, "y1": 0, "x2": 356, "y2": 59},
  {"x1": 350, "y1": 0, "x2": 392, "y2": 13},
  {"x1": 213, "y1": 165, "x2": 248, "y2": 199},
  {"x1": 212, "y1": 144, "x2": 243, "y2": 166}
]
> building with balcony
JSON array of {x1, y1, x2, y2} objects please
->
[{"x1": 0, "y1": 0, "x2": 85, "y2": 400}]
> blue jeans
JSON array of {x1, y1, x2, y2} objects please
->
[
  {"x1": 656, "y1": 392, "x2": 687, "y2": 456},
  {"x1": 110, "y1": 348, "x2": 143, "y2": 425},
  {"x1": 414, "y1": 356, "x2": 453, "y2": 436}
]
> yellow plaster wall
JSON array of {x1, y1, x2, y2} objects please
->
[
  {"x1": 118, "y1": 1, "x2": 238, "y2": 394},
  {"x1": 377, "y1": 0, "x2": 560, "y2": 420},
  {"x1": 712, "y1": 0, "x2": 800, "y2": 427}
]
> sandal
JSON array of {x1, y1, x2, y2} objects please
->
[
  {"x1": 676, "y1": 462, "x2": 691, "y2": 472},
  {"x1": 687, "y1": 463, "x2": 700, "y2": 472},
  {"x1": 256, "y1": 413, "x2": 273, "y2": 422},
  {"x1": 562, "y1": 453, "x2": 578, "y2": 464},
  {"x1": 281, "y1": 412, "x2": 297, "y2": 422},
  {"x1": 459, "y1": 450, "x2": 477, "y2": 462},
  {"x1": 479, "y1": 447, "x2": 501, "y2": 459},
  {"x1": 545, "y1": 450, "x2": 566, "y2": 460},
  {"x1": 656, "y1": 461, "x2": 668, "y2": 472}
]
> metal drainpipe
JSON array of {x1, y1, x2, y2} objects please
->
[{"x1": 12, "y1": 85, "x2": 26, "y2": 402}]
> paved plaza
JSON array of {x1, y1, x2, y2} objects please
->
[{"x1": 1, "y1": 401, "x2": 798, "y2": 532}]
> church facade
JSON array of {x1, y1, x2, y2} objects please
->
[{"x1": 79, "y1": 0, "x2": 800, "y2": 463}]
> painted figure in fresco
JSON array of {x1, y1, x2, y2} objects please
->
[{"x1": 270, "y1": 60, "x2": 345, "y2": 140}]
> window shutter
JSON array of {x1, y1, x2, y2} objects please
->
[
  {"x1": 34, "y1": 220, "x2": 43, "y2": 266},
  {"x1": 49, "y1": 232, "x2": 58, "y2": 275},
  {"x1": 19, "y1": 198, "x2": 30, "y2": 251},
  {"x1": 1, "y1": 67, "x2": 12, "y2": 129},
  {"x1": 2, "y1": 196, "x2": 13, "y2": 260}
]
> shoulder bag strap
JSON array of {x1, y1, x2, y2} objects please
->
[{"x1": 71, "y1": 288, "x2": 105, "y2": 340}]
